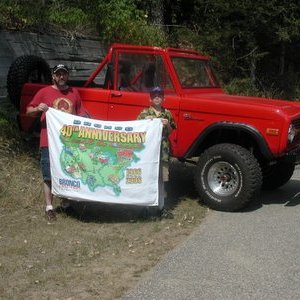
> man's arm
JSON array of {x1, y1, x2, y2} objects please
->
[
  {"x1": 73, "y1": 88, "x2": 90, "y2": 117},
  {"x1": 26, "y1": 103, "x2": 49, "y2": 116}
]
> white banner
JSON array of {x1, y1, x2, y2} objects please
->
[{"x1": 46, "y1": 108, "x2": 162, "y2": 206}]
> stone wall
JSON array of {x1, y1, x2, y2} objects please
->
[{"x1": 0, "y1": 30, "x2": 107, "y2": 97}]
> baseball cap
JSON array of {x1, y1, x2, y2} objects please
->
[
  {"x1": 52, "y1": 64, "x2": 69, "y2": 74},
  {"x1": 150, "y1": 86, "x2": 164, "y2": 99}
]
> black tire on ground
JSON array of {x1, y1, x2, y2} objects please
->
[
  {"x1": 262, "y1": 160, "x2": 295, "y2": 190},
  {"x1": 194, "y1": 143, "x2": 262, "y2": 212},
  {"x1": 7, "y1": 55, "x2": 52, "y2": 109}
]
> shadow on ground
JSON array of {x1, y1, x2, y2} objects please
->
[
  {"x1": 64, "y1": 160, "x2": 199, "y2": 223},
  {"x1": 64, "y1": 162, "x2": 300, "y2": 220},
  {"x1": 242, "y1": 178, "x2": 300, "y2": 212}
]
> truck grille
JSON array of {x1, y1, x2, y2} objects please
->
[
  {"x1": 292, "y1": 118, "x2": 300, "y2": 145},
  {"x1": 293, "y1": 118, "x2": 300, "y2": 129}
]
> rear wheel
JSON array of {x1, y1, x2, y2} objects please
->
[
  {"x1": 262, "y1": 160, "x2": 295, "y2": 190},
  {"x1": 194, "y1": 143, "x2": 262, "y2": 211},
  {"x1": 7, "y1": 55, "x2": 51, "y2": 109}
]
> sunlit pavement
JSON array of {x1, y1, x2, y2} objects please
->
[{"x1": 123, "y1": 169, "x2": 300, "y2": 300}]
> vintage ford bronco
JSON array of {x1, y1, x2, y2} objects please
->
[{"x1": 7, "y1": 43, "x2": 300, "y2": 211}]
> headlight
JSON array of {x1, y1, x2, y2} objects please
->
[{"x1": 288, "y1": 124, "x2": 296, "y2": 143}]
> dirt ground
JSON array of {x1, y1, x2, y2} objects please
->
[{"x1": 0, "y1": 142, "x2": 207, "y2": 299}]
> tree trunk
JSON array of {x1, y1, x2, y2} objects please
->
[
  {"x1": 279, "y1": 43, "x2": 286, "y2": 76},
  {"x1": 250, "y1": 56, "x2": 256, "y2": 83},
  {"x1": 151, "y1": 0, "x2": 164, "y2": 26}
]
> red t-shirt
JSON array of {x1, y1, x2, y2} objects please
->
[{"x1": 27, "y1": 85, "x2": 86, "y2": 147}]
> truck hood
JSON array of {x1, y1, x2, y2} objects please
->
[{"x1": 182, "y1": 92, "x2": 300, "y2": 120}]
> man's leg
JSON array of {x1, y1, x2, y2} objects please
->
[
  {"x1": 43, "y1": 181, "x2": 53, "y2": 208},
  {"x1": 40, "y1": 148, "x2": 56, "y2": 220}
]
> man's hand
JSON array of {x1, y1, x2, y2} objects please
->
[
  {"x1": 37, "y1": 103, "x2": 49, "y2": 112},
  {"x1": 26, "y1": 103, "x2": 48, "y2": 116}
]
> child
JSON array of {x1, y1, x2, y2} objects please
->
[{"x1": 137, "y1": 87, "x2": 176, "y2": 218}]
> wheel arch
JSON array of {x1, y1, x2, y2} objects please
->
[{"x1": 184, "y1": 122, "x2": 273, "y2": 161}]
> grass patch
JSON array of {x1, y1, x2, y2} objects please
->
[{"x1": 0, "y1": 99, "x2": 207, "y2": 299}]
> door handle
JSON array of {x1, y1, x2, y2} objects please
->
[
  {"x1": 183, "y1": 113, "x2": 204, "y2": 121},
  {"x1": 183, "y1": 113, "x2": 191, "y2": 119},
  {"x1": 111, "y1": 92, "x2": 122, "y2": 97}
]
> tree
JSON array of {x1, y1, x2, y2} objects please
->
[{"x1": 170, "y1": 0, "x2": 300, "y2": 98}]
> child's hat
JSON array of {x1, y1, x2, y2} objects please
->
[{"x1": 150, "y1": 86, "x2": 164, "y2": 98}]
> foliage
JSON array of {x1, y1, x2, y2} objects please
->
[
  {"x1": 0, "y1": 0, "x2": 299, "y2": 99},
  {"x1": 0, "y1": 1, "x2": 35, "y2": 30},
  {"x1": 0, "y1": 0, "x2": 92, "y2": 34},
  {"x1": 174, "y1": 0, "x2": 300, "y2": 99},
  {"x1": 0, "y1": 97, "x2": 19, "y2": 139},
  {"x1": 47, "y1": 2, "x2": 90, "y2": 33},
  {"x1": 0, "y1": 97, "x2": 33, "y2": 161},
  {"x1": 224, "y1": 78, "x2": 283, "y2": 99},
  {"x1": 93, "y1": 0, "x2": 167, "y2": 46}
]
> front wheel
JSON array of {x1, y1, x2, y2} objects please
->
[{"x1": 194, "y1": 143, "x2": 262, "y2": 211}]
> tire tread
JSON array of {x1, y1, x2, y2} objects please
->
[{"x1": 195, "y1": 143, "x2": 262, "y2": 211}]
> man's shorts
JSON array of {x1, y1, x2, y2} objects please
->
[{"x1": 40, "y1": 147, "x2": 51, "y2": 182}]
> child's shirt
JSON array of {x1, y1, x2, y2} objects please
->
[{"x1": 137, "y1": 106, "x2": 176, "y2": 162}]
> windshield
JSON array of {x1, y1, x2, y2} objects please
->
[
  {"x1": 116, "y1": 52, "x2": 175, "y2": 93},
  {"x1": 171, "y1": 57, "x2": 220, "y2": 88}
]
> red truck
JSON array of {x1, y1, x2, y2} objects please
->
[{"x1": 7, "y1": 43, "x2": 300, "y2": 211}]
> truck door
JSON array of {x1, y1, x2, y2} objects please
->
[
  {"x1": 107, "y1": 51, "x2": 180, "y2": 123},
  {"x1": 79, "y1": 62, "x2": 113, "y2": 120}
]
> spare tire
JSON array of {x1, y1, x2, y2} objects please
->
[{"x1": 7, "y1": 55, "x2": 52, "y2": 109}]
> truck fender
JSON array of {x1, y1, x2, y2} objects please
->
[{"x1": 185, "y1": 121, "x2": 273, "y2": 161}]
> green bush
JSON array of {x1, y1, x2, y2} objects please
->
[
  {"x1": 0, "y1": 98, "x2": 19, "y2": 139},
  {"x1": 224, "y1": 77, "x2": 285, "y2": 99},
  {"x1": 168, "y1": 27, "x2": 205, "y2": 52},
  {"x1": 47, "y1": 4, "x2": 90, "y2": 33},
  {"x1": 95, "y1": 0, "x2": 167, "y2": 46},
  {"x1": 0, "y1": 0, "x2": 91, "y2": 34},
  {"x1": 0, "y1": 3, "x2": 29, "y2": 30}
]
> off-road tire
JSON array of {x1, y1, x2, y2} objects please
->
[
  {"x1": 195, "y1": 143, "x2": 262, "y2": 211},
  {"x1": 7, "y1": 55, "x2": 51, "y2": 109},
  {"x1": 262, "y1": 160, "x2": 295, "y2": 190}
]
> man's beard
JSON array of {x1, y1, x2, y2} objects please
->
[{"x1": 53, "y1": 78, "x2": 67, "y2": 88}]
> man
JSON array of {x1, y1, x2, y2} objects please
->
[{"x1": 26, "y1": 64, "x2": 87, "y2": 221}]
